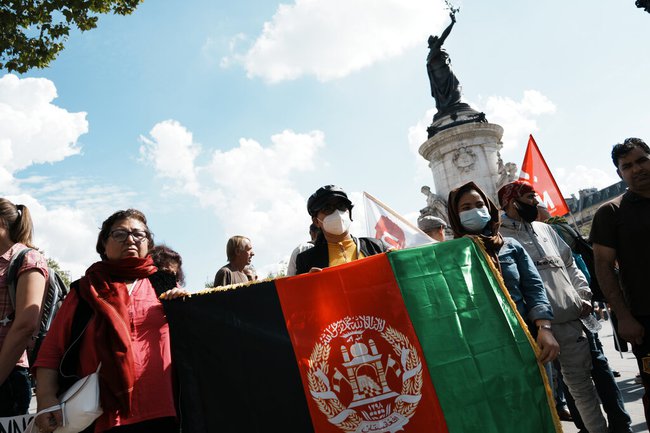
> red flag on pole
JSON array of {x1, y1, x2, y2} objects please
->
[{"x1": 518, "y1": 134, "x2": 570, "y2": 216}]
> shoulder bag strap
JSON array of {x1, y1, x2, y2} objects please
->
[
  {"x1": 58, "y1": 281, "x2": 93, "y2": 393},
  {"x1": 6, "y1": 247, "x2": 31, "y2": 311}
]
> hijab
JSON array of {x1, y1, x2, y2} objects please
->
[{"x1": 447, "y1": 181, "x2": 504, "y2": 269}]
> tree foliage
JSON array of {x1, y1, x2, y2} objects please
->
[
  {"x1": 46, "y1": 257, "x2": 71, "y2": 287},
  {"x1": 0, "y1": 0, "x2": 143, "y2": 73},
  {"x1": 266, "y1": 269, "x2": 286, "y2": 279}
]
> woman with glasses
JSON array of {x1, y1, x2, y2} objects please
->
[
  {"x1": 0, "y1": 198, "x2": 48, "y2": 416},
  {"x1": 33, "y1": 209, "x2": 187, "y2": 433}
]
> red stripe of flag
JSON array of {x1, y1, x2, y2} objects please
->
[{"x1": 275, "y1": 255, "x2": 449, "y2": 433}]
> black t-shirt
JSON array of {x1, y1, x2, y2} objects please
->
[{"x1": 590, "y1": 191, "x2": 650, "y2": 315}]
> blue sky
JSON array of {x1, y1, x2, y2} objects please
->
[{"x1": 1, "y1": 0, "x2": 648, "y2": 288}]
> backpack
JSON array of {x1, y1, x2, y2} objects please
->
[
  {"x1": 570, "y1": 235, "x2": 606, "y2": 302},
  {"x1": 6, "y1": 248, "x2": 69, "y2": 365}
]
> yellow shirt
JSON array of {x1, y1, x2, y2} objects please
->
[{"x1": 327, "y1": 238, "x2": 366, "y2": 268}]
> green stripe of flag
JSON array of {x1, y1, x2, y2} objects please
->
[{"x1": 388, "y1": 238, "x2": 559, "y2": 433}]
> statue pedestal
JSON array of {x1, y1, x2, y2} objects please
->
[{"x1": 419, "y1": 122, "x2": 504, "y2": 203}]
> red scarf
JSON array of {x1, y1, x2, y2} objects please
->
[{"x1": 77, "y1": 256, "x2": 158, "y2": 415}]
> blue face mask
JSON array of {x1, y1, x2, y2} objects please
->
[{"x1": 459, "y1": 207, "x2": 491, "y2": 233}]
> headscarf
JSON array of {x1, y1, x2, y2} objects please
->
[
  {"x1": 77, "y1": 256, "x2": 158, "y2": 415},
  {"x1": 497, "y1": 180, "x2": 535, "y2": 209},
  {"x1": 447, "y1": 181, "x2": 504, "y2": 269}
]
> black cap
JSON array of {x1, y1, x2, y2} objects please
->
[{"x1": 307, "y1": 185, "x2": 353, "y2": 216}]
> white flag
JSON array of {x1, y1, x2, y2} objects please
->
[{"x1": 363, "y1": 192, "x2": 434, "y2": 249}]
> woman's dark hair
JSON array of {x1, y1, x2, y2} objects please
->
[
  {"x1": 151, "y1": 244, "x2": 186, "y2": 286},
  {"x1": 0, "y1": 198, "x2": 36, "y2": 248},
  {"x1": 96, "y1": 209, "x2": 154, "y2": 260},
  {"x1": 612, "y1": 137, "x2": 650, "y2": 168}
]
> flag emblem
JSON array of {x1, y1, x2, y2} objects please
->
[
  {"x1": 307, "y1": 315, "x2": 423, "y2": 433},
  {"x1": 374, "y1": 215, "x2": 406, "y2": 249}
]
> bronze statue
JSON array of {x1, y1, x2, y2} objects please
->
[
  {"x1": 424, "y1": 10, "x2": 487, "y2": 138},
  {"x1": 426, "y1": 13, "x2": 462, "y2": 115}
]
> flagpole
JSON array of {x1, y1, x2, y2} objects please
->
[
  {"x1": 564, "y1": 189, "x2": 588, "y2": 234},
  {"x1": 566, "y1": 211, "x2": 582, "y2": 235},
  {"x1": 363, "y1": 193, "x2": 374, "y2": 238},
  {"x1": 363, "y1": 191, "x2": 431, "y2": 237}
]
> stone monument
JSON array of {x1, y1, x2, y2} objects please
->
[
  {"x1": 420, "y1": 185, "x2": 448, "y2": 222},
  {"x1": 419, "y1": 10, "x2": 516, "y2": 216}
]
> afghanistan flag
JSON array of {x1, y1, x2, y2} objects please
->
[{"x1": 163, "y1": 238, "x2": 560, "y2": 433}]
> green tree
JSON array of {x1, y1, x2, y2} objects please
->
[
  {"x1": 1, "y1": 0, "x2": 143, "y2": 73},
  {"x1": 266, "y1": 270, "x2": 286, "y2": 279},
  {"x1": 46, "y1": 257, "x2": 71, "y2": 287}
]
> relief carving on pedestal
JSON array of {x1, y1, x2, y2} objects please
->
[{"x1": 451, "y1": 147, "x2": 477, "y2": 173}]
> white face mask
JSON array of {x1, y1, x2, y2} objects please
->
[
  {"x1": 459, "y1": 207, "x2": 491, "y2": 233},
  {"x1": 320, "y1": 209, "x2": 351, "y2": 236}
]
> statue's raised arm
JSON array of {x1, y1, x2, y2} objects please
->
[{"x1": 438, "y1": 12, "x2": 456, "y2": 46}]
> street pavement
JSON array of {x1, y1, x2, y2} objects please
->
[{"x1": 561, "y1": 319, "x2": 646, "y2": 433}]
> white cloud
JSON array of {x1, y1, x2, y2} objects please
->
[
  {"x1": 407, "y1": 108, "x2": 435, "y2": 187},
  {"x1": 6, "y1": 194, "x2": 99, "y2": 280},
  {"x1": 0, "y1": 74, "x2": 88, "y2": 173},
  {"x1": 554, "y1": 165, "x2": 619, "y2": 197},
  {"x1": 7, "y1": 175, "x2": 151, "y2": 281},
  {"x1": 140, "y1": 121, "x2": 326, "y2": 271},
  {"x1": 0, "y1": 75, "x2": 130, "y2": 280},
  {"x1": 215, "y1": 34, "x2": 248, "y2": 68},
  {"x1": 475, "y1": 90, "x2": 556, "y2": 153},
  {"x1": 224, "y1": 0, "x2": 448, "y2": 82},
  {"x1": 199, "y1": 130, "x2": 326, "y2": 258},
  {"x1": 18, "y1": 177, "x2": 139, "y2": 216},
  {"x1": 139, "y1": 120, "x2": 201, "y2": 195},
  {"x1": 201, "y1": 37, "x2": 219, "y2": 63}
]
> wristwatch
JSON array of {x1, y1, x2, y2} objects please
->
[{"x1": 538, "y1": 324, "x2": 552, "y2": 332}]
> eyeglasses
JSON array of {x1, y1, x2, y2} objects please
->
[
  {"x1": 318, "y1": 202, "x2": 349, "y2": 215},
  {"x1": 109, "y1": 229, "x2": 149, "y2": 243}
]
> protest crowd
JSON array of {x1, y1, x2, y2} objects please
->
[{"x1": 0, "y1": 137, "x2": 648, "y2": 433}]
